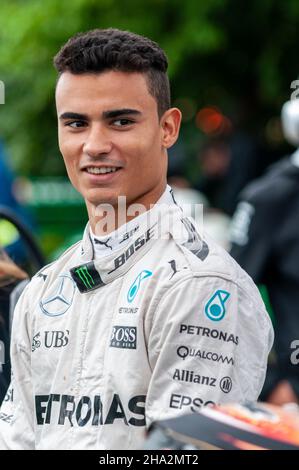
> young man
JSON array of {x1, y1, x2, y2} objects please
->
[{"x1": 0, "y1": 28, "x2": 273, "y2": 450}]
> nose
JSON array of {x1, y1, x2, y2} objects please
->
[{"x1": 83, "y1": 124, "x2": 113, "y2": 158}]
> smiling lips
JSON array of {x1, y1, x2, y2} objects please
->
[{"x1": 85, "y1": 166, "x2": 120, "y2": 175}]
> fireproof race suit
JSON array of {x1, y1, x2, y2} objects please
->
[{"x1": 0, "y1": 187, "x2": 274, "y2": 449}]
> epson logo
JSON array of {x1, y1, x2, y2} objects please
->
[
  {"x1": 110, "y1": 326, "x2": 137, "y2": 349},
  {"x1": 35, "y1": 393, "x2": 146, "y2": 428},
  {"x1": 176, "y1": 345, "x2": 235, "y2": 366},
  {"x1": 169, "y1": 393, "x2": 215, "y2": 413},
  {"x1": 108, "y1": 226, "x2": 155, "y2": 274},
  {"x1": 179, "y1": 324, "x2": 238, "y2": 346}
]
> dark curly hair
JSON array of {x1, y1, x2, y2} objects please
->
[{"x1": 54, "y1": 28, "x2": 171, "y2": 118}]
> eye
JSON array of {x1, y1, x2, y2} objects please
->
[
  {"x1": 65, "y1": 121, "x2": 87, "y2": 128},
  {"x1": 112, "y1": 118, "x2": 134, "y2": 127}
]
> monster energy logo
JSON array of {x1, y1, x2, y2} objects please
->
[
  {"x1": 75, "y1": 266, "x2": 95, "y2": 289},
  {"x1": 71, "y1": 261, "x2": 104, "y2": 293}
]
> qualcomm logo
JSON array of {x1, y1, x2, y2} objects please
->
[
  {"x1": 205, "y1": 290, "x2": 230, "y2": 321},
  {"x1": 127, "y1": 270, "x2": 152, "y2": 303},
  {"x1": 40, "y1": 275, "x2": 75, "y2": 317}
]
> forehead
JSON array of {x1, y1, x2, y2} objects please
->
[{"x1": 55, "y1": 70, "x2": 156, "y2": 113}]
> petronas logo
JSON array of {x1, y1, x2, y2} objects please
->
[
  {"x1": 205, "y1": 290, "x2": 230, "y2": 322},
  {"x1": 74, "y1": 266, "x2": 95, "y2": 290},
  {"x1": 127, "y1": 270, "x2": 152, "y2": 303}
]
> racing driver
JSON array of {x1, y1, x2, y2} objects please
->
[{"x1": 0, "y1": 28, "x2": 274, "y2": 450}]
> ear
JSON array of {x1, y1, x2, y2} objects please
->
[{"x1": 160, "y1": 108, "x2": 182, "y2": 149}]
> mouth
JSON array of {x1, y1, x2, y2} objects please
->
[
  {"x1": 83, "y1": 165, "x2": 122, "y2": 174},
  {"x1": 81, "y1": 165, "x2": 122, "y2": 182}
]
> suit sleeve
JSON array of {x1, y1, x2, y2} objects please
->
[
  {"x1": 145, "y1": 275, "x2": 273, "y2": 425},
  {"x1": 0, "y1": 287, "x2": 34, "y2": 449},
  {"x1": 229, "y1": 197, "x2": 272, "y2": 283}
]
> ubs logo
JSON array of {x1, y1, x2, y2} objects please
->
[{"x1": 32, "y1": 330, "x2": 70, "y2": 351}]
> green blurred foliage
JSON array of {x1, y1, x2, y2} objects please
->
[{"x1": 0, "y1": 0, "x2": 299, "y2": 175}]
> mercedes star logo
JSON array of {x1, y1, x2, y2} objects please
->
[{"x1": 40, "y1": 274, "x2": 75, "y2": 317}]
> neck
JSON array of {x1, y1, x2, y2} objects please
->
[{"x1": 87, "y1": 183, "x2": 167, "y2": 236}]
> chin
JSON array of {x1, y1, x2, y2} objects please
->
[{"x1": 85, "y1": 189, "x2": 121, "y2": 207}]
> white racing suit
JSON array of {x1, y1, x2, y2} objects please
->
[{"x1": 0, "y1": 188, "x2": 274, "y2": 449}]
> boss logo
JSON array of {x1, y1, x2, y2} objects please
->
[{"x1": 110, "y1": 326, "x2": 137, "y2": 349}]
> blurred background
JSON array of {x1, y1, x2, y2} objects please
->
[{"x1": 0, "y1": 0, "x2": 298, "y2": 257}]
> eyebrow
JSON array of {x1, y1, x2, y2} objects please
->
[
  {"x1": 59, "y1": 109, "x2": 141, "y2": 121},
  {"x1": 102, "y1": 109, "x2": 141, "y2": 119},
  {"x1": 59, "y1": 112, "x2": 88, "y2": 120}
]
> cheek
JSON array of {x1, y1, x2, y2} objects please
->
[
  {"x1": 59, "y1": 133, "x2": 80, "y2": 167},
  {"x1": 126, "y1": 145, "x2": 153, "y2": 178},
  {"x1": 59, "y1": 132, "x2": 73, "y2": 154},
  {"x1": 58, "y1": 127, "x2": 66, "y2": 153},
  {"x1": 123, "y1": 129, "x2": 161, "y2": 170}
]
